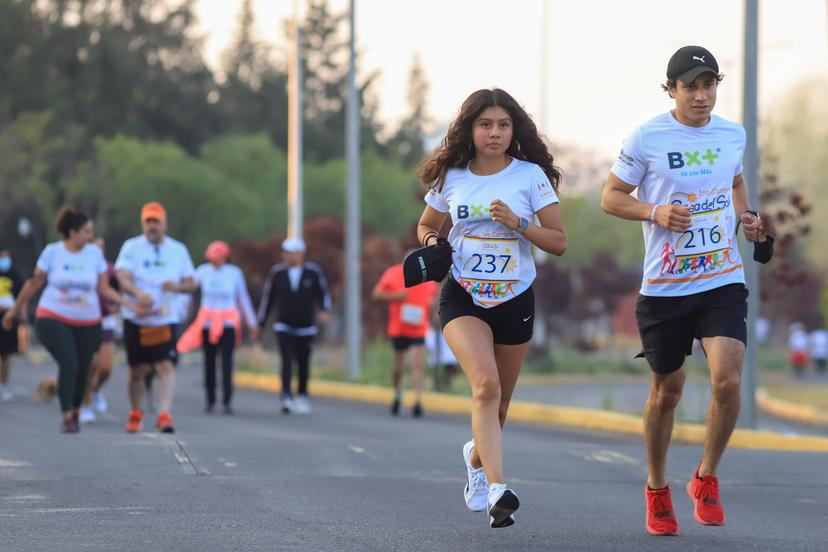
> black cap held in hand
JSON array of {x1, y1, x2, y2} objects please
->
[
  {"x1": 667, "y1": 46, "x2": 719, "y2": 85},
  {"x1": 403, "y1": 239, "x2": 453, "y2": 288},
  {"x1": 753, "y1": 235, "x2": 774, "y2": 264}
]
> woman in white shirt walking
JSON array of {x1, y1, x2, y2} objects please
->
[
  {"x1": 2, "y1": 207, "x2": 135, "y2": 432},
  {"x1": 177, "y1": 240, "x2": 257, "y2": 414},
  {"x1": 416, "y1": 88, "x2": 566, "y2": 528}
]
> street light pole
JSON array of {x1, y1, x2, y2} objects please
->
[
  {"x1": 345, "y1": 0, "x2": 362, "y2": 379},
  {"x1": 739, "y1": 0, "x2": 759, "y2": 429},
  {"x1": 287, "y1": 0, "x2": 303, "y2": 240}
]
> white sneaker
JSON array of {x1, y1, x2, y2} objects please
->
[
  {"x1": 294, "y1": 395, "x2": 311, "y2": 415},
  {"x1": 487, "y1": 484, "x2": 519, "y2": 528},
  {"x1": 79, "y1": 407, "x2": 96, "y2": 424},
  {"x1": 462, "y1": 440, "x2": 488, "y2": 512},
  {"x1": 0, "y1": 386, "x2": 13, "y2": 402},
  {"x1": 281, "y1": 396, "x2": 294, "y2": 414},
  {"x1": 92, "y1": 392, "x2": 108, "y2": 413}
]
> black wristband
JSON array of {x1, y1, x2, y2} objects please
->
[{"x1": 422, "y1": 232, "x2": 439, "y2": 246}]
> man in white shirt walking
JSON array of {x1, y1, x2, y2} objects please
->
[{"x1": 115, "y1": 202, "x2": 196, "y2": 433}]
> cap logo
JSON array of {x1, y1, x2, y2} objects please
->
[{"x1": 692, "y1": 55, "x2": 706, "y2": 63}]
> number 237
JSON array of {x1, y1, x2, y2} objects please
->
[{"x1": 469, "y1": 254, "x2": 511, "y2": 274}]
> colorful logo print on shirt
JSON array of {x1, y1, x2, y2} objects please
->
[{"x1": 667, "y1": 148, "x2": 721, "y2": 169}]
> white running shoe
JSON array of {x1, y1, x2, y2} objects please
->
[
  {"x1": 462, "y1": 440, "x2": 488, "y2": 512},
  {"x1": 92, "y1": 392, "x2": 108, "y2": 413},
  {"x1": 0, "y1": 386, "x2": 13, "y2": 402},
  {"x1": 79, "y1": 407, "x2": 96, "y2": 424},
  {"x1": 294, "y1": 395, "x2": 311, "y2": 415},
  {"x1": 487, "y1": 484, "x2": 519, "y2": 528},
  {"x1": 281, "y1": 396, "x2": 294, "y2": 414}
]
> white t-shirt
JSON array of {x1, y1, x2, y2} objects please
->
[
  {"x1": 195, "y1": 263, "x2": 256, "y2": 327},
  {"x1": 809, "y1": 329, "x2": 828, "y2": 360},
  {"x1": 36, "y1": 242, "x2": 107, "y2": 324},
  {"x1": 425, "y1": 158, "x2": 559, "y2": 308},
  {"x1": 610, "y1": 112, "x2": 747, "y2": 297},
  {"x1": 114, "y1": 235, "x2": 195, "y2": 326},
  {"x1": 788, "y1": 329, "x2": 808, "y2": 353},
  {"x1": 287, "y1": 266, "x2": 302, "y2": 292},
  {"x1": 425, "y1": 328, "x2": 457, "y2": 366}
]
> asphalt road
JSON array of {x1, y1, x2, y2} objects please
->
[{"x1": 1, "y1": 357, "x2": 826, "y2": 551}]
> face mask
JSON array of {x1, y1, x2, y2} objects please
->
[{"x1": 0, "y1": 257, "x2": 10, "y2": 271}]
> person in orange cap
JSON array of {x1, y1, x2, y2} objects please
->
[
  {"x1": 114, "y1": 201, "x2": 196, "y2": 433},
  {"x1": 177, "y1": 240, "x2": 258, "y2": 414}
]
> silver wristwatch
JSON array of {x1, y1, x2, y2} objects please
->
[{"x1": 516, "y1": 217, "x2": 529, "y2": 234}]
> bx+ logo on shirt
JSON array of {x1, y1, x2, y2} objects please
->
[
  {"x1": 142, "y1": 259, "x2": 169, "y2": 269},
  {"x1": 666, "y1": 148, "x2": 721, "y2": 169},
  {"x1": 456, "y1": 204, "x2": 492, "y2": 220}
]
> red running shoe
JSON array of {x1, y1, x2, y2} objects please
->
[
  {"x1": 645, "y1": 485, "x2": 679, "y2": 536},
  {"x1": 125, "y1": 409, "x2": 143, "y2": 433},
  {"x1": 156, "y1": 411, "x2": 175, "y2": 434},
  {"x1": 686, "y1": 468, "x2": 725, "y2": 526}
]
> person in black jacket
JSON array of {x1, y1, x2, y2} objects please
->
[
  {"x1": 256, "y1": 237, "x2": 331, "y2": 415},
  {"x1": 0, "y1": 246, "x2": 24, "y2": 401}
]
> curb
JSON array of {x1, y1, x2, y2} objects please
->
[
  {"x1": 756, "y1": 388, "x2": 828, "y2": 428},
  {"x1": 234, "y1": 373, "x2": 828, "y2": 453}
]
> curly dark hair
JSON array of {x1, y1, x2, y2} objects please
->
[
  {"x1": 55, "y1": 206, "x2": 89, "y2": 239},
  {"x1": 417, "y1": 88, "x2": 561, "y2": 193}
]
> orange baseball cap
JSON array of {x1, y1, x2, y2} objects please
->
[{"x1": 141, "y1": 202, "x2": 167, "y2": 222}]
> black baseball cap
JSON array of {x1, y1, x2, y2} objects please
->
[
  {"x1": 402, "y1": 241, "x2": 452, "y2": 288},
  {"x1": 666, "y1": 46, "x2": 719, "y2": 84}
]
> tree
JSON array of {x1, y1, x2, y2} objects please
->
[
  {"x1": 0, "y1": 111, "x2": 89, "y2": 271},
  {"x1": 0, "y1": 0, "x2": 220, "y2": 153},
  {"x1": 763, "y1": 77, "x2": 828, "y2": 272},
  {"x1": 388, "y1": 54, "x2": 430, "y2": 167},
  {"x1": 756, "y1": 157, "x2": 821, "y2": 329},
  {"x1": 217, "y1": 0, "x2": 289, "y2": 149},
  {"x1": 199, "y1": 133, "x2": 289, "y2": 240},
  {"x1": 298, "y1": 0, "x2": 383, "y2": 161}
]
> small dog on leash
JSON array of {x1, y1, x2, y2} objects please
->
[{"x1": 32, "y1": 378, "x2": 58, "y2": 402}]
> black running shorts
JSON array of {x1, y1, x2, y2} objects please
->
[
  {"x1": 124, "y1": 320, "x2": 179, "y2": 367},
  {"x1": 439, "y1": 277, "x2": 534, "y2": 345},
  {"x1": 0, "y1": 311, "x2": 19, "y2": 355},
  {"x1": 390, "y1": 336, "x2": 425, "y2": 352},
  {"x1": 635, "y1": 283, "x2": 748, "y2": 374}
]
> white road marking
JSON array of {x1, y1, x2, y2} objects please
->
[{"x1": 0, "y1": 458, "x2": 31, "y2": 468}]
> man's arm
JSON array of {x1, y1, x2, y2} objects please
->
[
  {"x1": 313, "y1": 265, "x2": 332, "y2": 325},
  {"x1": 256, "y1": 267, "x2": 278, "y2": 328},
  {"x1": 732, "y1": 173, "x2": 764, "y2": 242},
  {"x1": 600, "y1": 173, "x2": 691, "y2": 232},
  {"x1": 162, "y1": 277, "x2": 197, "y2": 294},
  {"x1": 116, "y1": 269, "x2": 153, "y2": 306},
  {"x1": 372, "y1": 271, "x2": 406, "y2": 302}
]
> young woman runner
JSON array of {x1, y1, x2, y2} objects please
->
[{"x1": 416, "y1": 88, "x2": 566, "y2": 528}]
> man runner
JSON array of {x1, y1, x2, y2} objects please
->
[
  {"x1": 115, "y1": 202, "x2": 196, "y2": 433},
  {"x1": 600, "y1": 45, "x2": 766, "y2": 536}
]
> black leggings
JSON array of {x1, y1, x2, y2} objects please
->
[
  {"x1": 277, "y1": 332, "x2": 313, "y2": 398},
  {"x1": 202, "y1": 327, "x2": 236, "y2": 406},
  {"x1": 36, "y1": 318, "x2": 102, "y2": 413}
]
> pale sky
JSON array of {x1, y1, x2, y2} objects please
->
[{"x1": 196, "y1": 0, "x2": 828, "y2": 159}]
